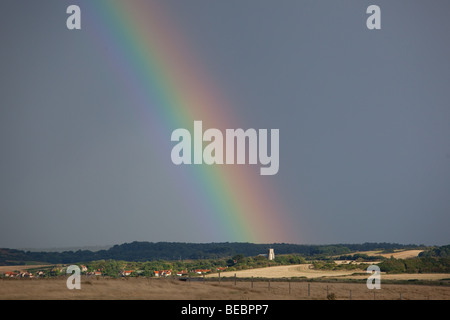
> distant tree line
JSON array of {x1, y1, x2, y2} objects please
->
[
  {"x1": 312, "y1": 260, "x2": 368, "y2": 271},
  {"x1": 378, "y1": 257, "x2": 450, "y2": 274},
  {"x1": 418, "y1": 245, "x2": 450, "y2": 258},
  {"x1": 0, "y1": 241, "x2": 424, "y2": 265},
  {"x1": 2, "y1": 254, "x2": 307, "y2": 278},
  {"x1": 77, "y1": 254, "x2": 308, "y2": 277},
  {"x1": 377, "y1": 245, "x2": 450, "y2": 274},
  {"x1": 335, "y1": 254, "x2": 385, "y2": 261}
]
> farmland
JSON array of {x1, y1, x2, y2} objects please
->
[
  {"x1": 0, "y1": 277, "x2": 449, "y2": 300},
  {"x1": 1, "y1": 244, "x2": 449, "y2": 300}
]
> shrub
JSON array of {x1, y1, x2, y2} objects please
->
[{"x1": 327, "y1": 293, "x2": 336, "y2": 300}]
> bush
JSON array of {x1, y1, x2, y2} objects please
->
[{"x1": 327, "y1": 293, "x2": 336, "y2": 300}]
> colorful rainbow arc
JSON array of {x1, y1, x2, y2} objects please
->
[{"x1": 85, "y1": 0, "x2": 299, "y2": 243}]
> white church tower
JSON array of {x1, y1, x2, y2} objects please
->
[{"x1": 268, "y1": 248, "x2": 275, "y2": 260}]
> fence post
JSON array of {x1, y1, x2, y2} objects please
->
[
  {"x1": 289, "y1": 281, "x2": 291, "y2": 294},
  {"x1": 251, "y1": 276, "x2": 253, "y2": 289},
  {"x1": 326, "y1": 285, "x2": 329, "y2": 297},
  {"x1": 234, "y1": 273, "x2": 236, "y2": 286},
  {"x1": 349, "y1": 290, "x2": 352, "y2": 300},
  {"x1": 268, "y1": 279, "x2": 270, "y2": 291},
  {"x1": 218, "y1": 271, "x2": 221, "y2": 284},
  {"x1": 308, "y1": 283, "x2": 310, "y2": 297}
]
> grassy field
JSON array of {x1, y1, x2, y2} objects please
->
[{"x1": 0, "y1": 277, "x2": 448, "y2": 300}]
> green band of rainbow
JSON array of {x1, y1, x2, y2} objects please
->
[{"x1": 85, "y1": 0, "x2": 300, "y2": 243}]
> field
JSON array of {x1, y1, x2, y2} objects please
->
[
  {"x1": 0, "y1": 277, "x2": 449, "y2": 300},
  {"x1": 210, "y1": 264, "x2": 357, "y2": 279},
  {"x1": 209, "y1": 264, "x2": 450, "y2": 281},
  {"x1": 0, "y1": 265, "x2": 52, "y2": 273},
  {"x1": 344, "y1": 249, "x2": 424, "y2": 259}
]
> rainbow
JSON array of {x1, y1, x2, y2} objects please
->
[{"x1": 84, "y1": 0, "x2": 299, "y2": 243}]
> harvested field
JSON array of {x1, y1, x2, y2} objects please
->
[
  {"x1": 0, "y1": 277, "x2": 448, "y2": 300},
  {"x1": 208, "y1": 264, "x2": 450, "y2": 282},
  {"x1": 340, "y1": 249, "x2": 424, "y2": 259},
  {"x1": 209, "y1": 264, "x2": 358, "y2": 279},
  {"x1": 0, "y1": 265, "x2": 52, "y2": 273},
  {"x1": 380, "y1": 250, "x2": 424, "y2": 259}
]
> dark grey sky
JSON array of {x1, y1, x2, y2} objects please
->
[{"x1": 1, "y1": 0, "x2": 449, "y2": 248}]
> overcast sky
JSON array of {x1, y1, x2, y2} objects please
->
[{"x1": 1, "y1": 0, "x2": 449, "y2": 249}]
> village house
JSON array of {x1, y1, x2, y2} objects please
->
[
  {"x1": 216, "y1": 267, "x2": 228, "y2": 272},
  {"x1": 194, "y1": 269, "x2": 211, "y2": 274},
  {"x1": 87, "y1": 269, "x2": 102, "y2": 276},
  {"x1": 176, "y1": 270, "x2": 188, "y2": 276},
  {"x1": 154, "y1": 270, "x2": 172, "y2": 277},
  {"x1": 120, "y1": 270, "x2": 134, "y2": 277},
  {"x1": 19, "y1": 272, "x2": 33, "y2": 278}
]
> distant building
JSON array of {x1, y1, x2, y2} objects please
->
[
  {"x1": 216, "y1": 267, "x2": 228, "y2": 272},
  {"x1": 20, "y1": 272, "x2": 33, "y2": 278},
  {"x1": 258, "y1": 248, "x2": 275, "y2": 260},
  {"x1": 194, "y1": 269, "x2": 211, "y2": 274},
  {"x1": 4, "y1": 271, "x2": 18, "y2": 277},
  {"x1": 154, "y1": 270, "x2": 172, "y2": 277},
  {"x1": 177, "y1": 270, "x2": 188, "y2": 277},
  {"x1": 268, "y1": 248, "x2": 275, "y2": 260},
  {"x1": 121, "y1": 270, "x2": 134, "y2": 276}
]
